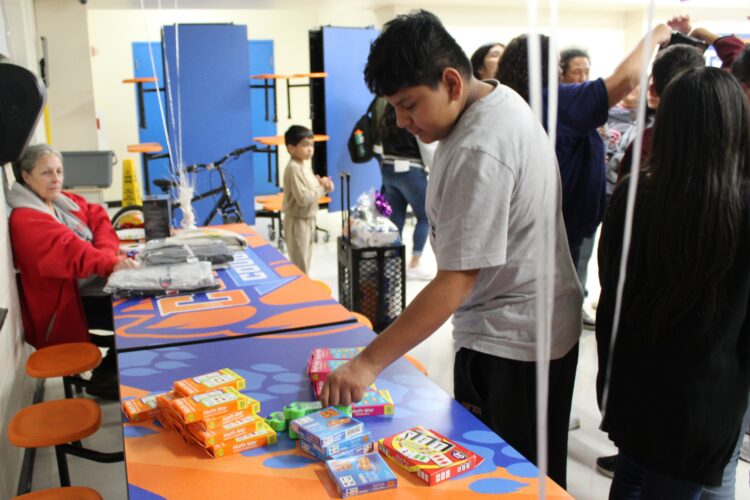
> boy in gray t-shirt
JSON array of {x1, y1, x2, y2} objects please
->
[{"x1": 320, "y1": 10, "x2": 582, "y2": 488}]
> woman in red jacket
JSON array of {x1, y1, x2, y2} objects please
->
[{"x1": 7, "y1": 144, "x2": 138, "y2": 397}]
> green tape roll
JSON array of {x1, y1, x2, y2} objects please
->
[
  {"x1": 334, "y1": 405, "x2": 353, "y2": 417},
  {"x1": 265, "y1": 411, "x2": 287, "y2": 432}
]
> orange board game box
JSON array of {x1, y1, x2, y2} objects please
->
[
  {"x1": 203, "y1": 421, "x2": 278, "y2": 458},
  {"x1": 173, "y1": 368, "x2": 246, "y2": 397},
  {"x1": 187, "y1": 413, "x2": 265, "y2": 447},
  {"x1": 122, "y1": 393, "x2": 165, "y2": 422},
  {"x1": 171, "y1": 388, "x2": 260, "y2": 424},
  {"x1": 378, "y1": 426, "x2": 483, "y2": 486}
]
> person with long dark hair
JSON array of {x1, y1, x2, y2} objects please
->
[{"x1": 596, "y1": 66, "x2": 750, "y2": 498}]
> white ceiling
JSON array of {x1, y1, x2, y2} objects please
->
[{"x1": 87, "y1": 0, "x2": 750, "y2": 14}]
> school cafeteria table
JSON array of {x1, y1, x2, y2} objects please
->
[
  {"x1": 113, "y1": 223, "x2": 354, "y2": 352},
  {"x1": 118, "y1": 322, "x2": 571, "y2": 499}
]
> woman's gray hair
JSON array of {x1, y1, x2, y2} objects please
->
[{"x1": 13, "y1": 144, "x2": 63, "y2": 184}]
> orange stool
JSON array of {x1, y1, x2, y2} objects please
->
[
  {"x1": 352, "y1": 312, "x2": 373, "y2": 330},
  {"x1": 404, "y1": 354, "x2": 429, "y2": 376},
  {"x1": 311, "y1": 280, "x2": 332, "y2": 296},
  {"x1": 26, "y1": 343, "x2": 102, "y2": 399},
  {"x1": 8, "y1": 399, "x2": 123, "y2": 488},
  {"x1": 14, "y1": 486, "x2": 102, "y2": 500}
]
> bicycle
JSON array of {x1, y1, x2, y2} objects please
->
[{"x1": 111, "y1": 145, "x2": 257, "y2": 230}]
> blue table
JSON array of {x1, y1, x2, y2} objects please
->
[
  {"x1": 114, "y1": 224, "x2": 354, "y2": 352},
  {"x1": 118, "y1": 322, "x2": 571, "y2": 499}
]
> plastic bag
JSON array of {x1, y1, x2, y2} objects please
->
[
  {"x1": 347, "y1": 189, "x2": 400, "y2": 248},
  {"x1": 103, "y1": 261, "x2": 217, "y2": 298}
]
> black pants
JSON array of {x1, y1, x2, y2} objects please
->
[
  {"x1": 81, "y1": 295, "x2": 116, "y2": 372},
  {"x1": 454, "y1": 343, "x2": 579, "y2": 489}
]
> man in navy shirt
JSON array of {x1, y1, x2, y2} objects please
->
[{"x1": 497, "y1": 25, "x2": 671, "y2": 267}]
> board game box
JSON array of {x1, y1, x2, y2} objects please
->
[
  {"x1": 173, "y1": 368, "x2": 246, "y2": 397},
  {"x1": 171, "y1": 387, "x2": 260, "y2": 424},
  {"x1": 290, "y1": 407, "x2": 365, "y2": 448},
  {"x1": 298, "y1": 439, "x2": 375, "y2": 461},
  {"x1": 122, "y1": 392, "x2": 165, "y2": 422},
  {"x1": 326, "y1": 452, "x2": 398, "y2": 498},
  {"x1": 378, "y1": 426, "x2": 483, "y2": 485}
]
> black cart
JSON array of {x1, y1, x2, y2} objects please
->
[{"x1": 337, "y1": 172, "x2": 405, "y2": 332}]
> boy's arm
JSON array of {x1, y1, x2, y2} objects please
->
[
  {"x1": 320, "y1": 268, "x2": 479, "y2": 406},
  {"x1": 286, "y1": 165, "x2": 325, "y2": 205},
  {"x1": 604, "y1": 24, "x2": 672, "y2": 107}
]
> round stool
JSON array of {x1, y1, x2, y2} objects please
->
[
  {"x1": 14, "y1": 486, "x2": 102, "y2": 500},
  {"x1": 311, "y1": 280, "x2": 333, "y2": 296},
  {"x1": 351, "y1": 312, "x2": 373, "y2": 330},
  {"x1": 404, "y1": 354, "x2": 429, "y2": 377},
  {"x1": 8, "y1": 399, "x2": 102, "y2": 487},
  {"x1": 26, "y1": 343, "x2": 102, "y2": 399}
]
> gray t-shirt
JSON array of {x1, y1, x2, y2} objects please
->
[{"x1": 426, "y1": 82, "x2": 582, "y2": 362}]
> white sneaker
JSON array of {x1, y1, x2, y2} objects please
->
[{"x1": 406, "y1": 264, "x2": 434, "y2": 281}]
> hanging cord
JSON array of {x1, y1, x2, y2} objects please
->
[
  {"x1": 526, "y1": 1, "x2": 559, "y2": 497},
  {"x1": 600, "y1": 0, "x2": 656, "y2": 420},
  {"x1": 138, "y1": 0, "x2": 176, "y2": 178}
]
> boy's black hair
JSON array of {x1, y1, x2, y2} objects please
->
[
  {"x1": 560, "y1": 48, "x2": 590, "y2": 75},
  {"x1": 731, "y1": 45, "x2": 750, "y2": 85},
  {"x1": 364, "y1": 9, "x2": 472, "y2": 97},
  {"x1": 496, "y1": 34, "x2": 551, "y2": 104},
  {"x1": 651, "y1": 45, "x2": 704, "y2": 97},
  {"x1": 284, "y1": 125, "x2": 314, "y2": 146},
  {"x1": 470, "y1": 42, "x2": 505, "y2": 79}
]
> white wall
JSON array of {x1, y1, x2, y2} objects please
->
[
  {"x1": 0, "y1": 1, "x2": 40, "y2": 498},
  {"x1": 36, "y1": 0, "x2": 98, "y2": 151}
]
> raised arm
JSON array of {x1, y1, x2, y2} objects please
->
[{"x1": 604, "y1": 24, "x2": 672, "y2": 107}]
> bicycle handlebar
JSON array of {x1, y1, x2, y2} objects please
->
[{"x1": 183, "y1": 145, "x2": 259, "y2": 173}]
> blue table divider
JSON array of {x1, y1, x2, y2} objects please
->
[{"x1": 162, "y1": 24, "x2": 255, "y2": 226}]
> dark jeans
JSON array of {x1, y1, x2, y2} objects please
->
[
  {"x1": 454, "y1": 343, "x2": 579, "y2": 489},
  {"x1": 380, "y1": 164, "x2": 428, "y2": 256},
  {"x1": 610, "y1": 453, "x2": 703, "y2": 500}
]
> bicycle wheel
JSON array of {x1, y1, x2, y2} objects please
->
[{"x1": 111, "y1": 205, "x2": 145, "y2": 230}]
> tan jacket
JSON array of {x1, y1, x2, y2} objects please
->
[{"x1": 282, "y1": 159, "x2": 325, "y2": 218}]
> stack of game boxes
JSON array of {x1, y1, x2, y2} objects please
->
[
  {"x1": 290, "y1": 407, "x2": 397, "y2": 498},
  {"x1": 307, "y1": 347, "x2": 395, "y2": 417},
  {"x1": 122, "y1": 368, "x2": 276, "y2": 458}
]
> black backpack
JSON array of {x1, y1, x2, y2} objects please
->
[{"x1": 347, "y1": 98, "x2": 377, "y2": 164}]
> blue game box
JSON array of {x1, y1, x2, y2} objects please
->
[
  {"x1": 326, "y1": 451, "x2": 398, "y2": 498},
  {"x1": 290, "y1": 407, "x2": 365, "y2": 448}
]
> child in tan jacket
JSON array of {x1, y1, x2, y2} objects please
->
[{"x1": 282, "y1": 125, "x2": 334, "y2": 274}]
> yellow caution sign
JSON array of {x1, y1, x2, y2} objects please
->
[{"x1": 122, "y1": 158, "x2": 143, "y2": 207}]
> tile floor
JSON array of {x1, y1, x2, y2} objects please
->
[{"x1": 24, "y1": 212, "x2": 750, "y2": 499}]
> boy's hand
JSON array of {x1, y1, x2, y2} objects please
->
[
  {"x1": 320, "y1": 355, "x2": 378, "y2": 407},
  {"x1": 324, "y1": 176, "x2": 335, "y2": 193}
]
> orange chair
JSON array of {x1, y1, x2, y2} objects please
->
[
  {"x1": 26, "y1": 343, "x2": 102, "y2": 399},
  {"x1": 311, "y1": 280, "x2": 333, "y2": 296},
  {"x1": 352, "y1": 312, "x2": 373, "y2": 330},
  {"x1": 14, "y1": 487, "x2": 102, "y2": 500},
  {"x1": 8, "y1": 399, "x2": 124, "y2": 487},
  {"x1": 404, "y1": 354, "x2": 429, "y2": 377}
]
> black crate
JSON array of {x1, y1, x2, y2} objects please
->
[{"x1": 337, "y1": 172, "x2": 405, "y2": 332}]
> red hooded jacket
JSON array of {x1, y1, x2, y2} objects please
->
[{"x1": 9, "y1": 191, "x2": 120, "y2": 348}]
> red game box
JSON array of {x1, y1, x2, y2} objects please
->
[{"x1": 378, "y1": 426, "x2": 483, "y2": 486}]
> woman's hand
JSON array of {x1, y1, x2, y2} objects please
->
[{"x1": 113, "y1": 256, "x2": 140, "y2": 272}]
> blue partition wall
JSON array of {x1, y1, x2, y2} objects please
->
[
  {"x1": 321, "y1": 27, "x2": 380, "y2": 211},
  {"x1": 162, "y1": 24, "x2": 255, "y2": 225},
  {"x1": 131, "y1": 42, "x2": 170, "y2": 192},
  {"x1": 248, "y1": 40, "x2": 279, "y2": 195}
]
